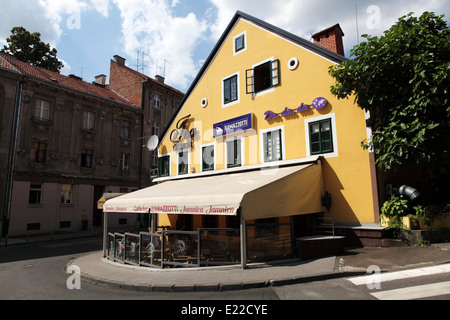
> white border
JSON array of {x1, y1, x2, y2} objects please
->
[
  {"x1": 304, "y1": 113, "x2": 339, "y2": 158},
  {"x1": 222, "y1": 71, "x2": 240, "y2": 108},
  {"x1": 251, "y1": 57, "x2": 276, "y2": 98},
  {"x1": 259, "y1": 125, "x2": 286, "y2": 163},
  {"x1": 177, "y1": 149, "x2": 190, "y2": 175},
  {"x1": 201, "y1": 142, "x2": 216, "y2": 172},
  {"x1": 158, "y1": 153, "x2": 171, "y2": 177},
  {"x1": 233, "y1": 31, "x2": 247, "y2": 56},
  {"x1": 224, "y1": 135, "x2": 245, "y2": 168},
  {"x1": 288, "y1": 57, "x2": 299, "y2": 70}
]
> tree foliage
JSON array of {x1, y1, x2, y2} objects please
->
[
  {"x1": 329, "y1": 12, "x2": 449, "y2": 172},
  {"x1": 1, "y1": 26, "x2": 63, "y2": 73}
]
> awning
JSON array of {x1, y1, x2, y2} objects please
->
[
  {"x1": 103, "y1": 161, "x2": 323, "y2": 220},
  {"x1": 97, "y1": 193, "x2": 125, "y2": 210}
]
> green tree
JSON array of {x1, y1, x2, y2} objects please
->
[
  {"x1": 2, "y1": 26, "x2": 63, "y2": 73},
  {"x1": 329, "y1": 12, "x2": 449, "y2": 205}
]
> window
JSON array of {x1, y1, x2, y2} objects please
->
[
  {"x1": 152, "y1": 122, "x2": 160, "y2": 137},
  {"x1": 61, "y1": 184, "x2": 72, "y2": 204},
  {"x1": 30, "y1": 142, "x2": 47, "y2": 163},
  {"x1": 29, "y1": 183, "x2": 42, "y2": 204},
  {"x1": 81, "y1": 148, "x2": 93, "y2": 168},
  {"x1": 121, "y1": 121, "x2": 131, "y2": 139},
  {"x1": 120, "y1": 153, "x2": 130, "y2": 172},
  {"x1": 178, "y1": 150, "x2": 189, "y2": 175},
  {"x1": 34, "y1": 99, "x2": 50, "y2": 121},
  {"x1": 246, "y1": 59, "x2": 280, "y2": 94},
  {"x1": 202, "y1": 144, "x2": 215, "y2": 172},
  {"x1": 234, "y1": 34, "x2": 245, "y2": 53},
  {"x1": 309, "y1": 118, "x2": 334, "y2": 155},
  {"x1": 158, "y1": 155, "x2": 170, "y2": 177},
  {"x1": 223, "y1": 75, "x2": 238, "y2": 105},
  {"x1": 82, "y1": 111, "x2": 95, "y2": 131},
  {"x1": 263, "y1": 129, "x2": 283, "y2": 162},
  {"x1": 154, "y1": 94, "x2": 161, "y2": 110},
  {"x1": 226, "y1": 138, "x2": 242, "y2": 168},
  {"x1": 152, "y1": 151, "x2": 158, "y2": 167}
]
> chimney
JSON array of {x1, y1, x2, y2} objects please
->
[
  {"x1": 94, "y1": 74, "x2": 107, "y2": 86},
  {"x1": 68, "y1": 74, "x2": 82, "y2": 81},
  {"x1": 113, "y1": 55, "x2": 126, "y2": 66},
  {"x1": 312, "y1": 24, "x2": 345, "y2": 56},
  {"x1": 155, "y1": 75, "x2": 165, "y2": 84}
]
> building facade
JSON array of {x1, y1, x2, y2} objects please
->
[
  {"x1": 104, "y1": 12, "x2": 382, "y2": 267},
  {"x1": 156, "y1": 12, "x2": 379, "y2": 233},
  {"x1": 0, "y1": 52, "x2": 145, "y2": 238},
  {"x1": 109, "y1": 55, "x2": 185, "y2": 187}
]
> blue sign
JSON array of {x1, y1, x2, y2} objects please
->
[{"x1": 214, "y1": 113, "x2": 254, "y2": 138}]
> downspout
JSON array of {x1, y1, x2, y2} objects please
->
[{"x1": 2, "y1": 78, "x2": 23, "y2": 246}]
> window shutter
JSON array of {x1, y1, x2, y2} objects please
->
[
  {"x1": 271, "y1": 59, "x2": 280, "y2": 87},
  {"x1": 246, "y1": 68, "x2": 255, "y2": 94}
]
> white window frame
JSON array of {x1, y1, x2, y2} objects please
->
[
  {"x1": 260, "y1": 125, "x2": 286, "y2": 163},
  {"x1": 154, "y1": 94, "x2": 161, "y2": 110},
  {"x1": 158, "y1": 153, "x2": 171, "y2": 177},
  {"x1": 233, "y1": 31, "x2": 247, "y2": 55},
  {"x1": 225, "y1": 135, "x2": 244, "y2": 168},
  {"x1": 201, "y1": 142, "x2": 216, "y2": 172},
  {"x1": 120, "y1": 153, "x2": 130, "y2": 172},
  {"x1": 222, "y1": 71, "x2": 240, "y2": 108},
  {"x1": 304, "y1": 113, "x2": 339, "y2": 158},
  {"x1": 82, "y1": 111, "x2": 95, "y2": 131},
  {"x1": 153, "y1": 122, "x2": 160, "y2": 137},
  {"x1": 250, "y1": 57, "x2": 276, "y2": 98},
  {"x1": 61, "y1": 184, "x2": 72, "y2": 205},
  {"x1": 34, "y1": 99, "x2": 51, "y2": 121},
  {"x1": 177, "y1": 149, "x2": 190, "y2": 175}
]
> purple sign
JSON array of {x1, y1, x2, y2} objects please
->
[
  {"x1": 214, "y1": 113, "x2": 254, "y2": 138},
  {"x1": 264, "y1": 97, "x2": 328, "y2": 120}
]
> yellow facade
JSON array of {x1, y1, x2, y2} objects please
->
[{"x1": 157, "y1": 15, "x2": 378, "y2": 227}]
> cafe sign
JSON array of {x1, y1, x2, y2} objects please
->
[
  {"x1": 170, "y1": 114, "x2": 196, "y2": 151},
  {"x1": 213, "y1": 113, "x2": 254, "y2": 138},
  {"x1": 264, "y1": 97, "x2": 328, "y2": 121}
]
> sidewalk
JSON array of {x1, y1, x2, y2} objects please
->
[
  {"x1": 67, "y1": 242, "x2": 450, "y2": 292},
  {"x1": 5, "y1": 230, "x2": 450, "y2": 292}
]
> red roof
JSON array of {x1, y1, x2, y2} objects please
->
[{"x1": 0, "y1": 52, "x2": 137, "y2": 108}]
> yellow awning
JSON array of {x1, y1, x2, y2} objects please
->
[{"x1": 103, "y1": 161, "x2": 323, "y2": 220}]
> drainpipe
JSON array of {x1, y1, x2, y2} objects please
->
[{"x1": 2, "y1": 78, "x2": 23, "y2": 246}]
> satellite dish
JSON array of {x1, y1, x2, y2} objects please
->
[{"x1": 147, "y1": 135, "x2": 159, "y2": 151}]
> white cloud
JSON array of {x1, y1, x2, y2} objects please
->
[
  {"x1": 208, "y1": 0, "x2": 450, "y2": 58},
  {"x1": 1, "y1": 0, "x2": 112, "y2": 48},
  {"x1": 112, "y1": 0, "x2": 208, "y2": 90}
]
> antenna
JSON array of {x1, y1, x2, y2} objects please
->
[
  {"x1": 156, "y1": 59, "x2": 170, "y2": 78},
  {"x1": 355, "y1": 3, "x2": 360, "y2": 45},
  {"x1": 133, "y1": 50, "x2": 149, "y2": 74}
]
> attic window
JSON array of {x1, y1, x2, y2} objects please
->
[{"x1": 233, "y1": 31, "x2": 247, "y2": 55}]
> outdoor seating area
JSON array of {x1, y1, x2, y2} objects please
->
[
  {"x1": 107, "y1": 228, "x2": 242, "y2": 268},
  {"x1": 106, "y1": 223, "x2": 294, "y2": 268}
]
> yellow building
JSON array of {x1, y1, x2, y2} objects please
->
[{"x1": 104, "y1": 12, "x2": 381, "y2": 268}]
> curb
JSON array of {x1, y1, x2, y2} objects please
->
[{"x1": 69, "y1": 255, "x2": 367, "y2": 293}]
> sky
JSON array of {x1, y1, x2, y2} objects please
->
[{"x1": 1, "y1": 0, "x2": 448, "y2": 93}]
